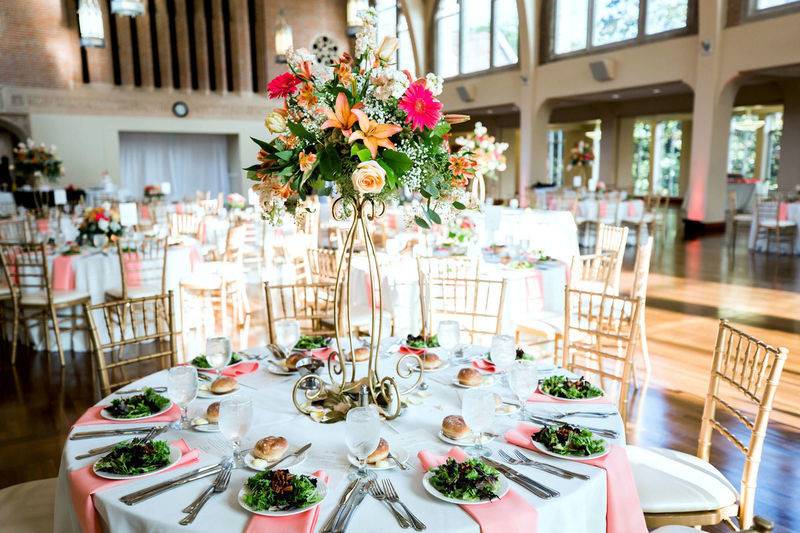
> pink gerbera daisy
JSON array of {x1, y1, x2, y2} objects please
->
[
  {"x1": 398, "y1": 81, "x2": 443, "y2": 131},
  {"x1": 267, "y1": 72, "x2": 301, "y2": 99}
]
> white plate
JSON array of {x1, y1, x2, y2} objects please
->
[
  {"x1": 244, "y1": 447, "x2": 308, "y2": 472},
  {"x1": 265, "y1": 361, "x2": 295, "y2": 376},
  {"x1": 437, "y1": 430, "x2": 495, "y2": 447},
  {"x1": 99, "y1": 400, "x2": 173, "y2": 421},
  {"x1": 408, "y1": 359, "x2": 450, "y2": 373},
  {"x1": 495, "y1": 402, "x2": 520, "y2": 416},
  {"x1": 422, "y1": 470, "x2": 510, "y2": 505},
  {"x1": 237, "y1": 475, "x2": 327, "y2": 516},
  {"x1": 92, "y1": 443, "x2": 182, "y2": 480},
  {"x1": 347, "y1": 447, "x2": 410, "y2": 470},
  {"x1": 530, "y1": 439, "x2": 609, "y2": 461},
  {"x1": 191, "y1": 422, "x2": 220, "y2": 433},
  {"x1": 451, "y1": 376, "x2": 495, "y2": 389},
  {"x1": 196, "y1": 384, "x2": 240, "y2": 399},
  {"x1": 537, "y1": 384, "x2": 606, "y2": 403}
]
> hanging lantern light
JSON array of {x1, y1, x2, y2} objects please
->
[
  {"x1": 275, "y1": 10, "x2": 293, "y2": 64},
  {"x1": 734, "y1": 108, "x2": 766, "y2": 132},
  {"x1": 110, "y1": 0, "x2": 144, "y2": 17},
  {"x1": 78, "y1": 0, "x2": 105, "y2": 48},
  {"x1": 346, "y1": 0, "x2": 369, "y2": 37}
]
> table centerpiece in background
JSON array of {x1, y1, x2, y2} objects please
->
[{"x1": 11, "y1": 138, "x2": 64, "y2": 188}]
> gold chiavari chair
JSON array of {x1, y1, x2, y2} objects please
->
[
  {"x1": 569, "y1": 251, "x2": 616, "y2": 295},
  {"x1": 263, "y1": 281, "x2": 338, "y2": 343},
  {"x1": 417, "y1": 256, "x2": 481, "y2": 336},
  {"x1": 106, "y1": 236, "x2": 168, "y2": 300},
  {"x1": 169, "y1": 212, "x2": 204, "y2": 241},
  {"x1": 85, "y1": 292, "x2": 178, "y2": 396},
  {"x1": 622, "y1": 193, "x2": 667, "y2": 248},
  {"x1": 626, "y1": 236, "x2": 653, "y2": 384},
  {"x1": 420, "y1": 273, "x2": 507, "y2": 345},
  {"x1": 0, "y1": 218, "x2": 32, "y2": 242},
  {"x1": 561, "y1": 287, "x2": 641, "y2": 422},
  {"x1": 728, "y1": 190, "x2": 753, "y2": 252},
  {"x1": 752, "y1": 197, "x2": 796, "y2": 255},
  {"x1": 307, "y1": 248, "x2": 340, "y2": 283},
  {"x1": 628, "y1": 320, "x2": 788, "y2": 530},
  {"x1": 652, "y1": 516, "x2": 776, "y2": 533},
  {"x1": 593, "y1": 223, "x2": 628, "y2": 294},
  {"x1": 0, "y1": 242, "x2": 90, "y2": 365}
]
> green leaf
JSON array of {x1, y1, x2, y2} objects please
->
[
  {"x1": 420, "y1": 188, "x2": 431, "y2": 199},
  {"x1": 376, "y1": 160, "x2": 397, "y2": 189},
  {"x1": 381, "y1": 149, "x2": 413, "y2": 177},
  {"x1": 245, "y1": 170, "x2": 258, "y2": 181},
  {"x1": 276, "y1": 150, "x2": 294, "y2": 161},
  {"x1": 242, "y1": 163, "x2": 263, "y2": 172},
  {"x1": 453, "y1": 201, "x2": 466, "y2": 210},
  {"x1": 278, "y1": 165, "x2": 296, "y2": 177},
  {"x1": 356, "y1": 148, "x2": 372, "y2": 162},
  {"x1": 250, "y1": 137, "x2": 275, "y2": 153},
  {"x1": 287, "y1": 121, "x2": 314, "y2": 141},
  {"x1": 424, "y1": 185, "x2": 439, "y2": 198},
  {"x1": 319, "y1": 146, "x2": 342, "y2": 178},
  {"x1": 431, "y1": 121, "x2": 451, "y2": 138},
  {"x1": 427, "y1": 208, "x2": 442, "y2": 225},
  {"x1": 414, "y1": 216, "x2": 430, "y2": 229}
]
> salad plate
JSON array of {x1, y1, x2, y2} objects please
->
[
  {"x1": 99, "y1": 388, "x2": 173, "y2": 421},
  {"x1": 531, "y1": 424, "x2": 609, "y2": 461},
  {"x1": 191, "y1": 352, "x2": 244, "y2": 370},
  {"x1": 538, "y1": 375, "x2": 605, "y2": 402},
  {"x1": 93, "y1": 442, "x2": 182, "y2": 480},
  {"x1": 422, "y1": 459, "x2": 509, "y2": 505},
  {"x1": 530, "y1": 439, "x2": 609, "y2": 461},
  {"x1": 244, "y1": 447, "x2": 308, "y2": 472},
  {"x1": 237, "y1": 471, "x2": 327, "y2": 516},
  {"x1": 437, "y1": 429, "x2": 495, "y2": 447}
]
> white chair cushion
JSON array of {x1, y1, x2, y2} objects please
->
[
  {"x1": 20, "y1": 290, "x2": 90, "y2": 306},
  {"x1": 0, "y1": 478, "x2": 56, "y2": 533},
  {"x1": 759, "y1": 219, "x2": 797, "y2": 228},
  {"x1": 733, "y1": 213, "x2": 753, "y2": 222},
  {"x1": 650, "y1": 527, "x2": 697, "y2": 533},
  {"x1": 105, "y1": 284, "x2": 163, "y2": 299},
  {"x1": 627, "y1": 445, "x2": 738, "y2": 514},
  {"x1": 180, "y1": 273, "x2": 225, "y2": 290}
]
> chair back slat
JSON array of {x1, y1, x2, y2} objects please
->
[
  {"x1": 593, "y1": 224, "x2": 628, "y2": 292},
  {"x1": 630, "y1": 236, "x2": 654, "y2": 300},
  {"x1": 116, "y1": 236, "x2": 168, "y2": 298},
  {"x1": 0, "y1": 218, "x2": 32, "y2": 243},
  {"x1": 263, "y1": 281, "x2": 338, "y2": 343},
  {"x1": 0, "y1": 242, "x2": 52, "y2": 297}
]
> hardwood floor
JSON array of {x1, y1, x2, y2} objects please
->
[{"x1": 1, "y1": 220, "x2": 798, "y2": 532}]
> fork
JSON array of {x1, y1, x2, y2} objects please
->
[
  {"x1": 179, "y1": 465, "x2": 231, "y2": 525},
  {"x1": 383, "y1": 479, "x2": 426, "y2": 531},
  {"x1": 549, "y1": 410, "x2": 615, "y2": 419},
  {"x1": 368, "y1": 480, "x2": 410, "y2": 529},
  {"x1": 497, "y1": 449, "x2": 572, "y2": 480},
  {"x1": 387, "y1": 451, "x2": 409, "y2": 471},
  {"x1": 74, "y1": 426, "x2": 165, "y2": 460}
]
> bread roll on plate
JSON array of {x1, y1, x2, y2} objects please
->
[
  {"x1": 252, "y1": 436, "x2": 289, "y2": 461},
  {"x1": 210, "y1": 376, "x2": 238, "y2": 394},
  {"x1": 442, "y1": 415, "x2": 469, "y2": 440},
  {"x1": 457, "y1": 367, "x2": 482, "y2": 386},
  {"x1": 367, "y1": 438, "x2": 390, "y2": 464},
  {"x1": 206, "y1": 402, "x2": 220, "y2": 423},
  {"x1": 420, "y1": 352, "x2": 441, "y2": 370}
]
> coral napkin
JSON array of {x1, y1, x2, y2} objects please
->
[
  {"x1": 72, "y1": 403, "x2": 181, "y2": 427},
  {"x1": 68, "y1": 439, "x2": 200, "y2": 533},
  {"x1": 626, "y1": 202, "x2": 637, "y2": 218},
  {"x1": 778, "y1": 202, "x2": 788, "y2": 222},
  {"x1": 52, "y1": 255, "x2": 76, "y2": 291},
  {"x1": 399, "y1": 345, "x2": 426, "y2": 356},
  {"x1": 36, "y1": 219, "x2": 49, "y2": 234},
  {"x1": 220, "y1": 361, "x2": 260, "y2": 377},
  {"x1": 122, "y1": 251, "x2": 142, "y2": 288},
  {"x1": 472, "y1": 358, "x2": 496, "y2": 373},
  {"x1": 598, "y1": 200, "x2": 608, "y2": 218},
  {"x1": 245, "y1": 470, "x2": 329, "y2": 533},
  {"x1": 418, "y1": 447, "x2": 538, "y2": 533},
  {"x1": 309, "y1": 347, "x2": 336, "y2": 361},
  {"x1": 505, "y1": 424, "x2": 647, "y2": 533}
]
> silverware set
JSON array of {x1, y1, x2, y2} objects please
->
[
  {"x1": 481, "y1": 456, "x2": 560, "y2": 499},
  {"x1": 114, "y1": 386, "x2": 167, "y2": 395},
  {"x1": 70, "y1": 425, "x2": 164, "y2": 440},
  {"x1": 549, "y1": 410, "x2": 615, "y2": 419},
  {"x1": 321, "y1": 475, "x2": 371, "y2": 533},
  {"x1": 527, "y1": 414, "x2": 619, "y2": 439},
  {"x1": 74, "y1": 426, "x2": 167, "y2": 460},
  {"x1": 120, "y1": 462, "x2": 228, "y2": 505},
  {"x1": 179, "y1": 463, "x2": 233, "y2": 525},
  {"x1": 497, "y1": 449, "x2": 590, "y2": 480}
]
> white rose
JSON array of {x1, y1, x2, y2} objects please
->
[
  {"x1": 351, "y1": 160, "x2": 386, "y2": 195},
  {"x1": 425, "y1": 73, "x2": 443, "y2": 96},
  {"x1": 376, "y1": 36, "x2": 399, "y2": 63},
  {"x1": 265, "y1": 111, "x2": 287, "y2": 133},
  {"x1": 98, "y1": 219, "x2": 110, "y2": 232}
]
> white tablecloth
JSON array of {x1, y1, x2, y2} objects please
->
[
  {"x1": 55, "y1": 350, "x2": 624, "y2": 533},
  {"x1": 748, "y1": 202, "x2": 800, "y2": 254}
]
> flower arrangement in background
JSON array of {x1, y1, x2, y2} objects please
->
[
  {"x1": 225, "y1": 192, "x2": 246, "y2": 210},
  {"x1": 77, "y1": 207, "x2": 123, "y2": 246},
  {"x1": 11, "y1": 139, "x2": 64, "y2": 184},
  {"x1": 454, "y1": 122, "x2": 509, "y2": 181},
  {"x1": 143, "y1": 184, "x2": 164, "y2": 198},
  {"x1": 567, "y1": 140, "x2": 594, "y2": 188},
  {"x1": 246, "y1": 8, "x2": 476, "y2": 228},
  {"x1": 447, "y1": 216, "x2": 476, "y2": 244}
]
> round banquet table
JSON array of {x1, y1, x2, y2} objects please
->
[
  {"x1": 748, "y1": 201, "x2": 800, "y2": 254},
  {"x1": 55, "y1": 345, "x2": 626, "y2": 533}
]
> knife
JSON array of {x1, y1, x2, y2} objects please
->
[
  {"x1": 262, "y1": 443, "x2": 312, "y2": 471},
  {"x1": 483, "y1": 457, "x2": 559, "y2": 499},
  {"x1": 320, "y1": 478, "x2": 360, "y2": 533},
  {"x1": 334, "y1": 482, "x2": 368, "y2": 533},
  {"x1": 70, "y1": 427, "x2": 159, "y2": 440},
  {"x1": 119, "y1": 463, "x2": 224, "y2": 505}
]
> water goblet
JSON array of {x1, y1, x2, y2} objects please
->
[
  {"x1": 507, "y1": 360, "x2": 538, "y2": 419},
  {"x1": 219, "y1": 397, "x2": 253, "y2": 467},
  {"x1": 167, "y1": 365, "x2": 198, "y2": 429},
  {"x1": 205, "y1": 336, "x2": 232, "y2": 375},
  {"x1": 275, "y1": 319, "x2": 301, "y2": 356},
  {"x1": 461, "y1": 388, "x2": 495, "y2": 456},
  {"x1": 489, "y1": 334, "x2": 516, "y2": 373},
  {"x1": 437, "y1": 320, "x2": 460, "y2": 362},
  {"x1": 345, "y1": 406, "x2": 381, "y2": 479}
]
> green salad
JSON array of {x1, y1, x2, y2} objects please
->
[
  {"x1": 428, "y1": 458, "x2": 501, "y2": 502},
  {"x1": 191, "y1": 352, "x2": 242, "y2": 368},
  {"x1": 242, "y1": 469, "x2": 321, "y2": 511},
  {"x1": 405, "y1": 334, "x2": 439, "y2": 349},
  {"x1": 539, "y1": 375, "x2": 603, "y2": 399},
  {"x1": 105, "y1": 387, "x2": 170, "y2": 418},
  {"x1": 294, "y1": 336, "x2": 330, "y2": 350},
  {"x1": 533, "y1": 424, "x2": 606, "y2": 457},
  {"x1": 95, "y1": 439, "x2": 172, "y2": 475},
  {"x1": 488, "y1": 347, "x2": 533, "y2": 362}
]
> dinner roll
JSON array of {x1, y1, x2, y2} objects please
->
[
  {"x1": 367, "y1": 438, "x2": 390, "y2": 464},
  {"x1": 285, "y1": 353, "x2": 305, "y2": 371},
  {"x1": 457, "y1": 367, "x2": 482, "y2": 386},
  {"x1": 206, "y1": 402, "x2": 220, "y2": 423},
  {"x1": 347, "y1": 347, "x2": 370, "y2": 362},
  {"x1": 210, "y1": 376, "x2": 238, "y2": 394},
  {"x1": 442, "y1": 415, "x2": 469, "y2": 440},
  {"x1": 252, "y1": 436, "x2": 289, "y2": 461},
  {"x1": 420, "y1": 352, "x2": 441, "y2": 370}
]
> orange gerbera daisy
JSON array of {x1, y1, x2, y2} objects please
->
[
  {"x1": 348, "y1": 113, "x2": 402, "y2": 158},
  {"x1": 321, "y1": 92, "x2": 363, "y2": 137}
]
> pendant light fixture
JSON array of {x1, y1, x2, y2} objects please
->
[
  {"x1": 110, "y1": 0, "x2": 144, "y2": 17},
  {"x1": 346, "y1": 0, "x2": 369, "y2": 37},
  {"x1": 275, "y1": 10, "x2": 293, "y2": 64},
  {"x1": 78, "y1": 0, "x2": 105, "y2": 48}
]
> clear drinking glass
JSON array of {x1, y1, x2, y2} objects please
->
[
  {"x1": 507, "y1": 360, "x2": 538, "y2": 419},
  {"x1": 205, "y1": 336, "x2": 232, "y2": 374},
  {"x1": 437, "y1": 320, "x2": 460, "y2": 362},
  {"x1": 167, "y1": 366, "x2": 198, "y2": 429},
  {"x1": 219, "y1": 397, "x2": 253, "y2": 467},
  {"x1": 345, "y1": 406, "x2": 381, "y2": 479},
  {"x1": 461, "y1": 388, "x2": 495, "y2": 456},
  {"x1": 275, "y1": 319, "x2": 301, "y2": 355},
  {"x1": 489, "y1": 334, "x2": 516, "y2": 372}
]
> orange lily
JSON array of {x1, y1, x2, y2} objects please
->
[
  {"x1": 299, "y1": 150, "x2": 317, "y2": 172},
  {"x1": 348, "y1": 113, "x2": 402, "y2": 158},
  {"x1": 321, "y1": 93, "x2": 363, "y2": 137}
]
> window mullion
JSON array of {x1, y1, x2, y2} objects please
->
[
  {"x1": 458, "y1": 0, "x2": 464, "y2": 75},
  {"x1": 490, "y1": 0, "x2": 495, "y2": 68},
  {"x1": 587, "y1": 0, "x2": 596, "y2": 50},
  {"x1": 638, "y1": 0, "x2": 646, "y2": 41}
]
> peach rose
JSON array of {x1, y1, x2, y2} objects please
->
[{"x1": 351, "y1": 160, "x2": 386, "y2": 195}]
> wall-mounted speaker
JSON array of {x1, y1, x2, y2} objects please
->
[
  {"x1": 589, "y1": 59, "x2": 617, "y2": 82},
  {"x1": 456, "y1": 85, "x2": 476, "y2": 103}
]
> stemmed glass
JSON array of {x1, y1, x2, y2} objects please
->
[
  {"x1": 219, "y1": 397, "x2": 253, "y2": 467},
  {"x1": 461, "y1": 388, "x2": 495, "y2": 457},
  {"x1": 507, "y1": 360, "x2": 538, "y2": 419},
  {"x1": 167, "y1": 365, "x2": 198, "y2": 429},
  {"x1": 275, "y1": 319, "x2": 301, "y2": 356},
  {"x1": 205, "y1": 336, "x2": 232, "y2": 374},
  {"x1": 345, "y1": 406, "x2": 381, "y2": 479},
  {"x1": 489, "y1": 335, "x2": 516, "y2": 374},
  {"x1": 437, "y1": 320, "x2": 460, "y2": 363}
]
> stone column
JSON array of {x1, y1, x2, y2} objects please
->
[{"x1": 615, "y1": 117, "x2": 635, "y2": 190}]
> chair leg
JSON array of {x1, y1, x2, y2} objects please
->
[
  {"x1": 10, "y1": 305, "x2": 20, "y2": 365},
  {"x1": 639, "y1": 318, "x2": 651, "y2": 379},
  {"x1": 50, "y1": 305, "x2": 66, "y2": 366},
  {"x1": 731, "y1": 221, "x2": 737, "y2": 250}
]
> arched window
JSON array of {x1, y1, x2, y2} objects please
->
[
  {"x1": 434, "y1": 0, "x2": 519, "y2": 79},
  {"x1": 375, "y1": 0, "x2": 417, "y2": 75}
]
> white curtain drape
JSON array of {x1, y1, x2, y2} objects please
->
[{"x1": 119, "y1": 132, "x2": 230, "y2": 200}]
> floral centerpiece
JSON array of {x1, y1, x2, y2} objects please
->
[
  {"x1": 246, "y1": 7, "x2": 477, "y2": 420},
  {"x1": 225, "y1": 192, "x2": 247, "y2": 211},
  {"x1": 439, "y1": 216, "x2": 476, "y2": 255},
  {"x1": 567, "y1": 140, "x2": 594, "y2": 189},
  {"x1": 11, "y1": 139, "x2": 64, "y2": 186},
  {"x1": 143, "y1": 184, "x2": 164, "y2": 199},
  {"x1": 454, "y1": 122, "x2": 508, "y2": 203},
  {"x1": 77, "y1": 207, "x2": 123, "y2": 246}
]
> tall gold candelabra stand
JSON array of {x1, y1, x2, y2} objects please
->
[{"x1": 292, "y1": 195, "x2": 424, "y2": 420}]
